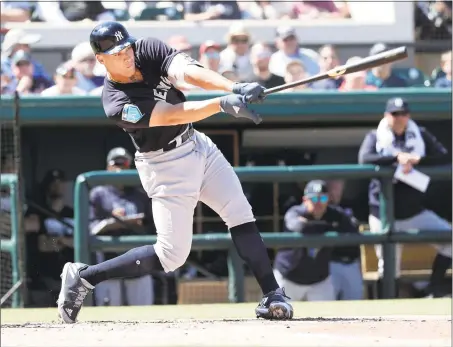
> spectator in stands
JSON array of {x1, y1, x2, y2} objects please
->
[
  {"x1": 183, "y1": 1, "x2": 242, "y2": 20},
  {"x1": 33, "y1": 1, "x2": 115, "y2": 23},
  {"x1": 358, "y1": 97, "x2": 452, "y2": 298},
  {"x1": 289, "y1": 0, "x2": 350, "y2": 19},
  {"x1": 219, "y1": 23, "x2": 254, "y2": 82},
  {"x1": 10, "y1": 50, "x2": 52, "y2": 95},
  {"x1": 248, "y1": 42, "x2": 285, "y2": 88},
  {"x1": 365, "y1": 43, "x2": 408, "y2": 88},
  {"x1": 269, "y1": 25, "x2": 320, "y2": 78},
  {"x1": 1, "y1": 63, "x2": 13, "y2": 95},
  {"x1": 41, "y1": 62, "x2": 86, "y2": 96},
  {"x1": 90, "y1": 147, "x2": 155, "y2": 306},
  {"x1": 1, "y1": 28, "x2": 53, "y2": 84},
  {"x1": 434, "y1": 51, "x2": 452, "y2": 88},
  {"x1": 283, "y1": 60, "x2": 310, "y2": 91},
  {"x1": 274, "y1": 180, "x2": 341, "y2": 302},
  {"x1": 199, "y1": 40, "x2": 221, "y2": 72},
  {"x1": 415, "y1": 0, "x2": 452, "y2": 40},
  {"x1": 71, "y1": 41, "x2": 105, "y2": 93},
  {"x1": 167, "y1": 35, "x2": 193, "y2": 57},
  {"x1": 1, "y1": 1, "x2": 32, "y2": 23},
  {"x1": 338, "y1": 56, "x2": 377, "y2": 91},
  {"x1": 310, "y1": 45, "x2": 343, "y2": 90},
  {"x1": 326, "y1": 180, "x2": 363, "y2": 300},
  {"x1": 239, "y1": 1, "x2": 292, "y2": 19}
]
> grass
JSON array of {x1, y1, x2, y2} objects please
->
[{"x1": 1, "y1": 298, "x2": 451, "y2": 324}]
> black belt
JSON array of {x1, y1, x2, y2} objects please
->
[{"x1": 162, "y1": 125, "x2": 194, "y2": 152}]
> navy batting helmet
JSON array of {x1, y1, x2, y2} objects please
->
[{"x1": 90, "y1": 21, "x2": 136, "y2": 55}]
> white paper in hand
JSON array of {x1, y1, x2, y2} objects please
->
[{"x1": 394, "y1": 165, "x2": 431, "y2": 193}]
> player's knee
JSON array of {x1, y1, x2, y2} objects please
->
[
  {"x1": 155, "y1": 238, "x2": 192, "y2": 273},
  {"x1": 223, "y1": 197, "x2": 255, "y2": 229}
]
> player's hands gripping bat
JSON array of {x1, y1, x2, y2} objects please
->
[
  {"x1": 233, "y1": 82, "x2": 266, "y2": 103},
  {"x1": 263, "y1": 46, "x2": 408, "y2": 95},
  {"x1": 220, "y1": 94, "x2": 262, "y2": 124}
]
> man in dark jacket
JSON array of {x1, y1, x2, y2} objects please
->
[
  {"x1": 273, "y1": 180, "x2": 359, "y2": 301},
  {"x1": 358, "y1": 97, "x2": 452, "y2": 298}
]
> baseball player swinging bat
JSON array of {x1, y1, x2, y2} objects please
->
[{"x1": 263, "y1": 46, "x2": 408, "y2": 95}]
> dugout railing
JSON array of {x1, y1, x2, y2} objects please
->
[
  {"x1": 73, "y1": 164, "x2": 452, "y2": 305},
  {"x1": 0, "y1": 174, "x2": 23, "y2": 308}
]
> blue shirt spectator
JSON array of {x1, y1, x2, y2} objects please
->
[
  {"x1": 434, "y1": 76, "x2": 452, "y2": 88},
  {"x1": 366, "y1": 43, "x2": 408, "y2": 88},
  {"x1": 71, "y1": 41, "x2": 105, "y2": 92}
]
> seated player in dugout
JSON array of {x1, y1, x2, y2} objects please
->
[
  {"x1": 89, "y1": 147, "x2": 156, "y2": 306},
  {"x1": 359, "y1": 97, "x2": 452, "y2": 298},
  {"x1": 325, "y1": 180, "x2": 363, "y2": 300},
  {"x1": 57, "y1": 21, "x2": 293, "y2": 324},
  {"x1": 273, "y1": 180, "x2": 360, "y2": 301}
]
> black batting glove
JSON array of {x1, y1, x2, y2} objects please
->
[
  {"x1": 220, "y1": 94, "x2": 262, "y2": 125},
  {"x1": 232, "y1": 82, "x2": 266, "y2": 103}
]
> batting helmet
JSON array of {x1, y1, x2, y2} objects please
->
[{"x1": 90, "y1": 21, "x2": 136, "y2": 55}]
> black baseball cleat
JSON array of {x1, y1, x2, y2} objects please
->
[
  {"x1": 255, "y1": 288, "x2": 294, "y2": 320},
  {"x1": 57, "y1": 262, "x2": 94, "y2": 324}
]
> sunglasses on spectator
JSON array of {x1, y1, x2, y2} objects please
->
[
  {"x1": 204, "y1": 52, "x2": 220, "y2": 59},
  {"x1": 391, "y1": 111, "x2": 409, "y2": 117},
  {"x1": 282, "y1": 35, "x2": 296, "y2": 42},
  {"x1": 16, "y1": 61, "x2": 31, "y2": 67},
  {"x1": 231, "y1": 37, "x2": 249, "y2": 44},
  {"x1": 306, "y1": 194, "x2": 329, "y2": 204}
]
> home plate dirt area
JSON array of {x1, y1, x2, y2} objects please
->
[{"x1": 1, "y1": 299, "x2": 451, "y2": 347}]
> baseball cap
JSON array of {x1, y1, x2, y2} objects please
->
[
  {"x1": 385, "y1": 97, "x2": 410, "y2": 114},
  {"x1": 304, "y1": 180, "x2": 328, "y2": 196},
  {"x1": 227, "y1": 23, "x2": 250, "y2": 40},
  {"x1": 276, "y1": 26, "x2": 296, "y2": 40},
  {"x1": 199, "y1": 40, "x2": 221, "y2": 56},
  {"x1": 41, "y1": 169, "x2": 66, "y2": 188},
  {"x1": 72, "y1": 42, "x2": 96, "y2": 63},
  {"x1": 2, "y1": 29, "x2": 41, "y2": 56},
  {"x1": 107, "y1": 147, "x2": 132, "y2": 166},
  {"x1": 11, "y1": 50, "x2": 32, "y2": 66},
  {"x1": 369, "y1": 43, "x2": 388, "y2": 56}
]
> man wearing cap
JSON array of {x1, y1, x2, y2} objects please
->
[
  {"x1": 41, "y1": 62, "x2": 86, "y2": 96},
  {"x1": 1, "y1": 28, "x2": 52, "y2": 83},
  {"x1": 273, "y1": 180, "x2": 359, "y2": 301},
  {"x1": 219, "y1": 23, "x2": 254, "y2": 82},
  {"x1": 359, "y1": 97, "x2": 452, "y2": 298},
  {"x1": 269, "y1": 25, "x2": 320, "y2": 79},
  {"x1": 71, "y1": 42, "x2": 105, "y2": 93},
  {"x1": 9, "y1": 50, "x2": 52, "y2": 94},
  {"x1": 89, "y1": 147, "x2": 155, "y2": 306},
  {"x1": 249, "y1": 42, "x2": 285, "y2": 89},
  {"x1": 365, "y1": 43, "x2": 408, "y2": 88},
  {"x1": 199, "y1": 40, "x2": 221, "y2": 73}
]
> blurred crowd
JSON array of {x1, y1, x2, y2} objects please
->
[{"x1": 1, "y1": 22, "x2": 452, "y2": 97}]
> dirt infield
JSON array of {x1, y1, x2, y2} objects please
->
[{"x1": 2, "y1": 299, "x2": 451, "y2": 347}]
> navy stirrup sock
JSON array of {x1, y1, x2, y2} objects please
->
[
  {"x1": 79, "y1": 245, "x2": 160, "y2": 286},
  {"x1": 230, "y1": 222, "x2": 279, "y2": 295}
]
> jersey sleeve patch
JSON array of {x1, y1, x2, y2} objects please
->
[{"x1": 122, "y1": 104, "x2": 144, "y2": 123}]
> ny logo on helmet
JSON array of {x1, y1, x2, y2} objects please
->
[{"x1": 114, "y1": 31, "x2": 124, "y2": 41}]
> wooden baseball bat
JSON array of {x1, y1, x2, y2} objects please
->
[{"x1": 263, "y1": 46, "x2": 408, "y2": 95}]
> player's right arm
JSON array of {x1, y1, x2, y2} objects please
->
[{"x1": 106, "y1": 93, "x2": 261, "y2": 129}]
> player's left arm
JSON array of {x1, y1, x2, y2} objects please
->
[
  {"x1": 415, "y1": 128, "x2": 450, "y2": 165},
  {"x1": 167, "y1": 53, "x2": 266, "y2": 103}
]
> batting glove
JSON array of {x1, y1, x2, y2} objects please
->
[
  {"x1": 220, "y1": 94, "x2": 262, "y2": 125},
  {"x1": 232, "y1": 82, "x2": 266, "y2": 103}
]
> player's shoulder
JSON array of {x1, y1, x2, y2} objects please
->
[
  {"x1": 101, "y1": 80, "x2": 131, "y2": 117},
  {"x1": 134, "y1": 37, "x2": 172, "y2": 56}
]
